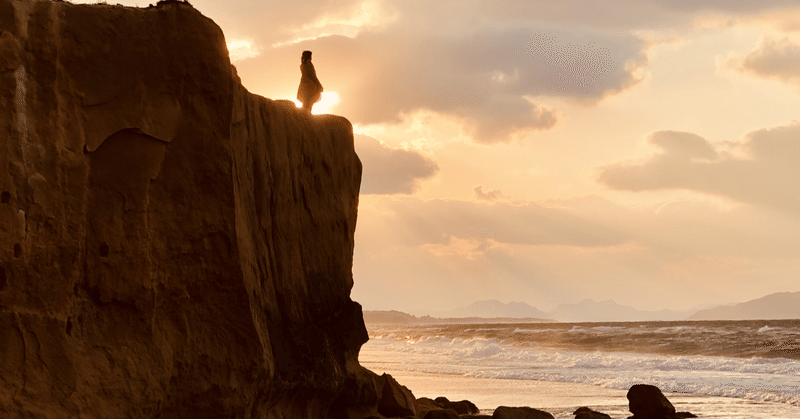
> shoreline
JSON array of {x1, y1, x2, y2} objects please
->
[
  {"x1": 384, "y1": 370, "x2": 628, "y2": 412},
  {"x1": 370, "y1": 370, "x2": 800, "y2": 419}
]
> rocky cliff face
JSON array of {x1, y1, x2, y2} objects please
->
[{"x1": 0, "y1": 1, "x2": 374, "y2": 417}]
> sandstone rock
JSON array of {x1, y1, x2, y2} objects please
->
[
  {"x1": 434, "y1": 396, "x2": 480, "y2": 415},
  {"x1": 627, "y1": 384, "x2": 675, "y2": 419},
  {"x1": 378, "y1": 373, "x2": 418, "y2": 418},
  {"x1": 416, "y1": 397, "x2": 442, "y2": 418},
  {"x1": 424, "y1": 408, "x2": 461, "y2": 419},
  {"x1": 493, "y1": 406, "x2": 555, "y2": 419},
  {"x1": 0, "y1": 1, "x2": 369, "y2": 418},
  {"x1": 574, "y1": 406, "x2": 612, "y2": 419}
]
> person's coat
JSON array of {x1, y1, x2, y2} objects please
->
[{"x1": 297, "y1": 62, "x2": 323, "y2": 107}]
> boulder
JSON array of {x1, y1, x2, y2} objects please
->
[
  {"x1": 434, "y1": 396, "x2": 480, "y2": 415},
  {"x1": 574, "y1": 406, "x2": 612, "y2": 419},
  {"x1": 424, "y1": 409, "x2": 461, "y2": 419},
  {"x1": 378, "y1": 373, "x2": 418, "y2": 418},
  {"x1": 416, "y1": 397, "x2": 442, "y2": 418},
  {"x1": 493, "y1": 406, "x2": 555, "y2": 419},
  {"x1": 626, "y1": 384, "x2": 675, "y2": 419}
]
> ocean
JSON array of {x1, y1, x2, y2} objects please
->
[{"x1": 360, "y1": 320, "x2": 800, "y2": 418}]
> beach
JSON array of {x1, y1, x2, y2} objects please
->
[{"x1": 361, "y1": 321, "x2": 800, "y2": 418}]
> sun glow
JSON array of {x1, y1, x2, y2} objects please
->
[
  {"x1": 292, "y1": 91, "x2": 340, "y2": 115},
  {"x1": 226, "y1": 39, "x2": 259, "y2": 62}
]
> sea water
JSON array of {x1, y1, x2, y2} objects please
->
[{"x1": 360, "y1": 320, "x2": 800, "y2": 418}]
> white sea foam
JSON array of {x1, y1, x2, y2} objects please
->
[{"x1": 363, "y1": 327, "x2": 800, "y2": 408}]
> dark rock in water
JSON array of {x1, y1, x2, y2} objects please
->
[
  {"x1": 574, "y1": 406, "x2": 612, "y2": 419},
  {"x1": 424, "y1": 408, "x2": 461, "y2": 419},
  {"x1": 676, "y1": 413, "x2": 697, "y2": 418},
  {"x1": 627, "y1": 384, "x2": 691, "y2": 419},
  {"x1": 378, "y1": 373, "x2": 418, "y2": 418},
  {"x1": 434, "y1": 396, "x2": 480, "y2": 415},
  {"x1": 493, "y1": 406, "x2": 556, "y2": 419}
]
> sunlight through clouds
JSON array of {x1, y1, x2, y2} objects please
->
[
  {"x1": 161, "y1": 0, "x2": 800, "y2": 312},
  {"x1": 227, "y1": 39, "x2": 259, "y2": 62},
  {"x1": 275, "y1": 0, "x2": 398, "y2": 47}
]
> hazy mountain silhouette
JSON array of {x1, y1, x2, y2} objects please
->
[
  {"x1": 549, "y1": 299, "x2": 691, "y2": 322},
  {"x1": 402, "y1": 293, "x2": 800, "y2": 323},
  {"x1": 689, "y1": 291, "x2": 800, "y2": 320},
  {"x1": 420, "y1": 300, "x2": 550, "y2": 319},
  {"x1": 416, "y1": 299, "x2": 692, "y2": 322}
]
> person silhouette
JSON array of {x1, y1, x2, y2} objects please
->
[{"x1": 297, "y1": 50, "x2": 323, "y2": 112}]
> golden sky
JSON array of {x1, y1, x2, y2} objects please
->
[{"x1": 73, "y1": 0, "x2": 800, "y2": 314}]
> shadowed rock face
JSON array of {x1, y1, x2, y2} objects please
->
[
  {"x1": 0, "y1": 1, "x2": 369, "y2": 418},
  {"x1": 627, "y1": 384, "x2": 676, "y2": 419}
]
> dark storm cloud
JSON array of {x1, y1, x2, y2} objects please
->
[
  {"x1": 597, "y1": 124, "x2": 800, "y2": 213},
  {"x1": 355, "y1": 135, "x2": 438, "y2": 194}
]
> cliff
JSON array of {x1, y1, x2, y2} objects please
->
[{"x1": 0, "y1": 1, "x2": 386, "y2": 417}]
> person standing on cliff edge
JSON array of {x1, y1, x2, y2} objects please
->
[{"x1": 297, "y1": 50, "x2": 323, "y2": 112}]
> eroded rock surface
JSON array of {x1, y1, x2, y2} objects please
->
[
  {"x1": 0, "y1": 1, "x2": 370, "y2": 418},
  {"x1": 574, "y1": 407, "x2": 612, "y2": 419},
  {"x1": 493, "y1": 406, "x2": 556, "y2": 419},
  {"x1": 626, "y1": 385, "x2": 696, "y2": 419}
]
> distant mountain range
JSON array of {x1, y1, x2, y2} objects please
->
[
  {"x1": 365, "y1": 292, "x2": 800, "y2": 324},
  {"x1": 422, "y1": 300, "x2": 550, "y2": 319},
  {"x1": 415, "y1": 299, "x2": 690, "y2": 322},
  {"x1": 548, "y1": 299, "x2": 692, "y2": 322},
  {"x1": 688, "y1": 291, "x2": 800, "y2": 320},
  {"x1": 362, "y1": 309, "x2": 553, "y2": 324}
]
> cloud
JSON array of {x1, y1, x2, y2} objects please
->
[
  {"x1": 329, "y1": 25, "x2": 647, "y2": 142},
  {"x1": 649, "y1": 130, "x2": 718, "y2": 159},
  {"x1": 227, "y1": 39, "x2": 260, "y2": 62},
  {"x1": 354, "y1": 193, "x2": 800, "y2": 312},
  {"x1": 374, "y1": 198, "x2": 629, "y2": 248},
  {"x1": 192, "y1": 0, "x2": 371, "y2": 45},
  {"x1": 522, "y1": 31, "x2": 642, "y2": 98},
  {"x1": 728, "y1": 37, "x2": 800, "y2": 86},
  {"x1": 227, "y1": 0, "x2": 662, "y2": 143},
  {"x1": 355, "y1": 135, "x2": 438, "y2": 194},
  {"x1": 597, "y1": 124, "x2": 800, "y2": 213},
  {"x1": 217, "y1": 0, "x2": 800, "y2": 144},
  {"x1": 473, "y1": 185, "x2": 505, "y2": 201}
]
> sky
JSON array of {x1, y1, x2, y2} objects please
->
[{"x1": 73, "y1": 0, "x2": 800, "y2": 314}]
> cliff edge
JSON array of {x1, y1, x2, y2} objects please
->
[{"x1": 0, "y1": 1, "x2": 381, "y2": 417}]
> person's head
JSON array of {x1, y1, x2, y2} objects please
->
[{"x1": 302, "y1": 50, "x2": 312, "y2": 63}]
